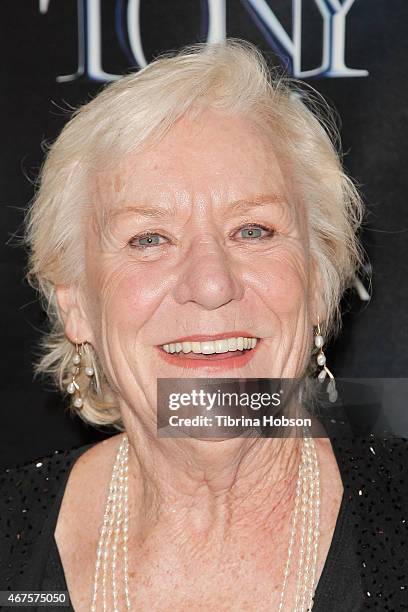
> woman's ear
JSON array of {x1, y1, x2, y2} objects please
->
[{"x1": 55, "y1": 284, "x2": 94, "y2": 344}]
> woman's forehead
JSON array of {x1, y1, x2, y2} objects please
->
[{"x1": 93, "y1": 112, "x2": 289, "y2": 209}]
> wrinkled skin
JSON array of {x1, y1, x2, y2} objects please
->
[
  {"x1": 54, "y1": 109, "x2": 341, "y2": 612},
  {"x1": 57, "y1": 108, "x2": 323, "y2": 429}
]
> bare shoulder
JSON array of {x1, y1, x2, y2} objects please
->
[
  {"x1": 55, "y1": 434, "x2": 123, "y2": 544},
  {"x1": 75, "y1": 433, "x2": 122, "y2": 468},
  {"x1": 65, "y1": 434, "x2": 121, "y2": 493},
  {"x1": 53, "y1": 435, "x2": 125, "y2": 609}
]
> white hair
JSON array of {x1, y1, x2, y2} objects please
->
[{"x1": 24, "y1": 38, "x2": 365, "y2": 428}]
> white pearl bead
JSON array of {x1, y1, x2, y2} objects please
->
[
  {"x1": 327, "y1": 380, "x2": 336, "y2": 394},
  {"x1": 314, "y1": 334, "x2": 324, "y2": 348},
  {"x1": 73, "y1": 396, "x2": 83, "y2": 408},
  {"x1": 329, "y1": 390, "x2": 338, "y2": 403},
  {"x1": 85, "y1": 366, "x2": 94, "y2": 377},
  {"x1": 67, "y1": 382, "x2": 76, "y2": 394},
  {"x1": 318, "y1": 369, "x2": 327, "y2": 382},
  {"x1": 72, "y1": 354, "x2": 81, "y2": 365},
  {"x1": 317, "y1": 353, "x2": 326, "y2": 366}
]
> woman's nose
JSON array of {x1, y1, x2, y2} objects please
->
[{"x1": 173, "y1": 235, "x2": 244, "y2": 310}]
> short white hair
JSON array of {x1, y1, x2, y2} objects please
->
[{"x1": 24, "y1": 38, "x2": 364, "y2": 428}]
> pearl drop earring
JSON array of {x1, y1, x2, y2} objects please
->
[
  {"x1": 66, "y1": 341, "x2": 94, "y2": 409},
  {"x1": 314, "y1": 320, "x2": 338, "y2": 403}
]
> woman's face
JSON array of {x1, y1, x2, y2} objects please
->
[{"x1": 61, "y1": 109, "x2": 320, "y2": 415}]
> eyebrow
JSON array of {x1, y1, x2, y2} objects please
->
[
  {"x1": 229, "y1": 194, "x2": 287, "y2": 213},
  {"x1": 107, "y1": 193, "x2": 287, "y2": 222}
]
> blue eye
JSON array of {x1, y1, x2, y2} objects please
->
[
  {"x1": 129, "y1": 233, "x2": 167, "y2": 248},
  {"x1": 129, "y1": 225, "x2": 274, "y2": 249},
  {"x1": 241, "y1": 227, "x2": 262, "y2": 238},
  {"x1": 237, "y1": 225, "x2": 274, "y2": 239}
]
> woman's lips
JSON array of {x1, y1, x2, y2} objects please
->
[
  {"x1": 156, "y1": 340, "x2": 261, "y2": 370},
  {"x1": 171, "y1": 351, "x2": 241, "y2": 360}
]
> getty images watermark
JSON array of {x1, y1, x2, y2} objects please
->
[
  {"x1": 167, "y1": 388, "x2": 310, "y2": 427},
  {"x1": 155, "y1": 377, "x2": 408, "y2": 439},
  {"x1": 157, "y1": 379, "x2": 314, "y2": 438}
]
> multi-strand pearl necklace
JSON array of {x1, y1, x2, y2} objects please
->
[
  {"x1": 91, "y1": 436, "x2": 130, "y2": 612},
  {"x1": 91, "y1": 432, "x2": 320, "y2": 611},
  {"x1": 278, "y1": 433, "x2": 320, "y2": 612}
]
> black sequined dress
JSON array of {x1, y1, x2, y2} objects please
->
[{"x1": 1, "y1": 430, "x2": 407, "y2": 611}]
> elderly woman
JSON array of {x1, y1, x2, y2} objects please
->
[{"x1": 1, "y1": 39, "x2": 407, "y2": 612}]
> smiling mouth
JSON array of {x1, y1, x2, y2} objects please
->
[
  {"x1": 158, "y1": 335, "x2": 260, "y2": 369},
  {"x1": 159, "y1": 335, "x2": 258, "y2": 362}
]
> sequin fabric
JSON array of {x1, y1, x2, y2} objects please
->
[
  {"x1": 0, "y1": 436, "x2": 407, "y2": 610},
  {"x1": 332, "y1": 435, "x2": 408, "y2": 610},
  {"x1": 0, "y1": 446, "x2": 84, "y2": 595}
]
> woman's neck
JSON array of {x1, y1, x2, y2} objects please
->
[{"x1": 122, "y1": 418, "x2": 302, "y2": 540}]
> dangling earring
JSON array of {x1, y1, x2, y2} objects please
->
[
  {"x1": 66, "y1": 341, "x2": 94, "y2": 409},
  {"x1": 314, "y1": 319, "x2": 338, "y2": 403}
]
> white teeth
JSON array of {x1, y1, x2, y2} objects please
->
[
  {"x1": 215, "y1": 339, "x2": 228, "y2": 353},
  {"x1": 191, "y1": 342, "x2": 201, "y2": 354},
  {"x1": 182, "y1": 342, "x2": 191, "y2": 353},
  {"x1": 228, "y1": 337, "x2": 237, "y2": 351},
  {"x1": 161, "y1": 336, "x2": 258, "y2": 354},
  {"x1": 201, "y1": 341, "x2": 214, "y2": 355}
]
